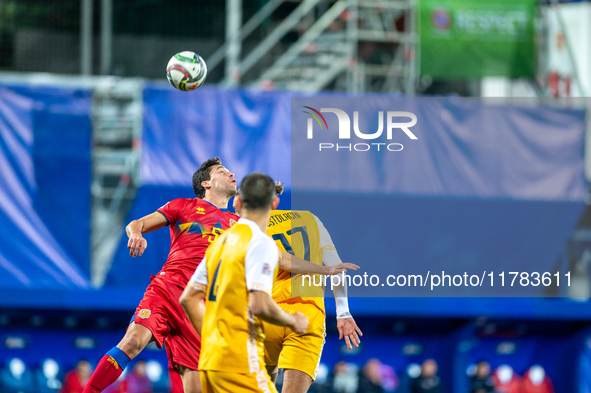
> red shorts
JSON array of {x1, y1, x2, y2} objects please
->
[{"x1": 132, "y1": 274, "x2": 200, "y2": 372}]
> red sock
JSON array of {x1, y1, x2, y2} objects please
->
[{"x1": 83, "y1": 350, "x2": 130, "y2": 393}]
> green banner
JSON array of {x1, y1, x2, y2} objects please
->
[{"x1": 419, "y1": 0, "x2": 536, "y2": 79}]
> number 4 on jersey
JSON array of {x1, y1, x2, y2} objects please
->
[{"x1": 208, "y1": 259, "x2": 222, "y2": 301}]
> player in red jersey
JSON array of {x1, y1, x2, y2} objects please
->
[{"x1": 83, "y1": 157, "x2": 238, "y2": 393}]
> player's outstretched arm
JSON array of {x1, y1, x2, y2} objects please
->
[
  {"x1": 313, "y1": 214, "x2": 363, "y2": 349},
  {"x1": 249, "y1": 290, "x2": 309, "y2": 334},
  {"x1": 179, "y1": 283, "x2": 207, "y2": 336},
  {"x1": 328, "y1": 263, "x2": 363, "y2": 350},
  {"x1": 337, "y1": 316, "x2": 363, "y2": 350},
  {"x1": 246, "y1": 235, "x2": 308, "y2": 331},
  {"x1": 126, "y1": 212, "x2": 168, "y2": 257},
  {"x1": 278, "y1": 251, "x2": 359, "y2": 275},
  {"x1": 330, "y1": 269, "x2": 363, "y2": 350},
  {"x1": 180, "y1": 257, "x2": 209, "y2": 336}
]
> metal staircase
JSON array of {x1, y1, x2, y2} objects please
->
[
  {"x1": 257, "y1": 0, "x2": 350, "y2": 92},
  {"x1": 209, "y1": 0, "x2": 417, "y2": 94},
  {"x1": 91, "y1": 78, "x2": 143, "y2": 288}
]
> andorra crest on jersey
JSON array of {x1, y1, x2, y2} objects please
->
[
  {"x1": 262, "y1": 263, "x2": 272, "y2": 275},
  {"x1": 138, "y1": 309, "x2": 151, "y2": 319},
  {"x1": 230, "y1": 219, "x2": 237, "y2": 226}
]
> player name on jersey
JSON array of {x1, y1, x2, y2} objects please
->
[{"x1": 267, "y1": 211, "x2": 302, "y2": 227}]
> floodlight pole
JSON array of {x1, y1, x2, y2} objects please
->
[
  {"x1": 80, "y1": 0, "x2": 93, "y2": 75},
  {"x1": 346, "y1": 0, "x2": 359, "y2": 93},
  {"x1": 208, "y1": 0, "x2": 283, "y2": 72},
  {"x1": 405, "y1": 0, "x2": 416, "y2": 95},
  {"x1": 100, "y1": 0, "x2": 112, "y2": 75},
  {"x1": 225, "y1": 0, "x2": 243, "y2": 87}
]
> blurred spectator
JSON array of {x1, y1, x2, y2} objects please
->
[
  {"x1": 102, "y1": 371, "x2": 125, "y2": 393},
  {"x1": 1, "y1": 357, "x2": 34, "y2": 393},
  {"x1": 493, "y1": 365, "x2": 521, "y2": 393},
  {"x1": 358, "y1": 359, "x2": 384, "y2": 393},
  {"x1": 380, "y1": 362, "x2": 399, "y2": 392},
  {"x1": 411, "y1": 359, "x2": 443, "y2": 393},
  {"x1": 403, "y1": 363, "x2": 423, "y2": 392},
  {"x1": 121, "y1": 360, "x2": 152, "y2": 393},
  {"x1": 37, "y1": 358, "x2": 62, "y2": 393},
  {"x1": 407, "y1": 363, "x2": 422, "y2": 379},
  {"x1": 144, "y1": 361, "x2": 166, "y2": 393},
  {"x1": 521, "y1": 365, "x2": 555, "y2": 393},
  {"x1": 331, "y1": 361, "x2": 359, "y2": 393},
  {"x1": 61, "y1": 360, "x2": 91, "y2": 393},
  {"x1": 470, "y1": 361, "x2": 495, "y2": 393},
  {"x1": 548, "y1": 31, "x2": 572, "y2": 98},
  {"x1": 310, "y1": 363, "x2": 330, "y2": 393}
]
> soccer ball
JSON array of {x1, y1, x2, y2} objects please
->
[{"x1": 166, "y1": 51, "x2": 207, "y2": 92}]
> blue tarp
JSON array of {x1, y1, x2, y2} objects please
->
[
  {"x1": 0, "y1": 85, "x2": 91, "y2": 289},
  {"x1": 291, "y1": 97, "x2": 586, "y2": 201},
  {"x1": 141, "y1": 85, "x2": 291, "y2": 187}
]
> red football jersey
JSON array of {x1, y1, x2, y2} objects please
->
[{"x1": 156, "y1": 198, "x2": 239, "y2": 284}]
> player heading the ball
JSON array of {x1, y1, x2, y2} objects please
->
[
  {"x1": 83, "y1": 157, "x2": 238, "y2": 393},
  {"x1": 180, "y1": 172, "x2": 309, "y2": 393}
]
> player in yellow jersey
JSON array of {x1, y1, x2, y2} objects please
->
[
  {"x1": 264, "y1": 182, "x2": 362, "y2": 393},
  {"x1": 231, "y1": 181, "x2": 361, "y2": 393},
  {"x1": 179, "y1": 173, "x2": 309, "y2": 393}
]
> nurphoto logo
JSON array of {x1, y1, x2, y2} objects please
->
[{"x1": 303, "y1": 106, "x2": 418, "y2": 152}]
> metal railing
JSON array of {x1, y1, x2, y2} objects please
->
[
  {"x1": 209, "y1": 0, "x2": 417, "y2": 94},
  {"x1": 90, "y1": 78, "x2": 143, "y2": 288}
]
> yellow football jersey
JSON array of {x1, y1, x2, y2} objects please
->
[
  {"x1": 266, "y1": 210, "x2": 324, "y2": 312},
  {"x1": 196, "y1": 218, "x2": 279, "y2": 374}
]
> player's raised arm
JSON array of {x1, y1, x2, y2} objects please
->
[
  {"x1": 278, "y1": 251, "x2": 359, "y2": 275},
  {"x1": 179, "y1": 258, "x2": 209, "y2": 336},
  {"x1": 126, "y1": 212, "x2": 168, "y2": 257},
  {"x1": 314, "y1": 215, "x2": 363, "y2": 350},
  {"x1": 246, "y1": 230, "x2": 309, "y2": 334},
  {"x1": 249, "y1": 291, "x2": 308, "y2": 334}
]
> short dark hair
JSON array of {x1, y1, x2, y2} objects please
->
[
  {"x1": 239, "y1": 173, "x2": 276, "y2": 211},
  {"x1": 274, "y1": 180, "x2": 285, "y2": 195},
  {"x1": 192, "y1": 157, "x2": 222, "y2": 198},
  {"x1": 235, "y1": 182, "x2": 283, "y2": 196}
]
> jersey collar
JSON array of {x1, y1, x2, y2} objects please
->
[
  {"x1": 237, "y1": 217, "x2": 263, "y2": 233},
  {"x1": 202, "y1": 198, "x2": 228, "y2": 212}
]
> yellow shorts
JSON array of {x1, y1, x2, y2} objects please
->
[
  {"x1": 263, "y1": 301, "x2": 326, "y2": 380},
  {"x1": 200, "y1": 368, "x2": 278, "y2": 393}
]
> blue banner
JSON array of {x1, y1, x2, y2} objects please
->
[
  {"x1": 292, "y1": 97, "x2": 586, "y2": 200},
  {"x1": 141, "y1": 84, "x2": 291, "y2": 187},
  {"x1": 0, "y1": 85, "x2": 91, "y2": 288}
]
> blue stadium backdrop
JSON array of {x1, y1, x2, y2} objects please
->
[{"x1": 1, "y1": 82, "x2": 591, "y2": 392}]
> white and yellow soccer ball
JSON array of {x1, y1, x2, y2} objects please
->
[{"x1": 166, "y1": 51, "x2": 207, "y2": 92}]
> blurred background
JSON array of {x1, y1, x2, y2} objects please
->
[{"x1": 1, "y1": 0, "x2": 591, "y2": 392}]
